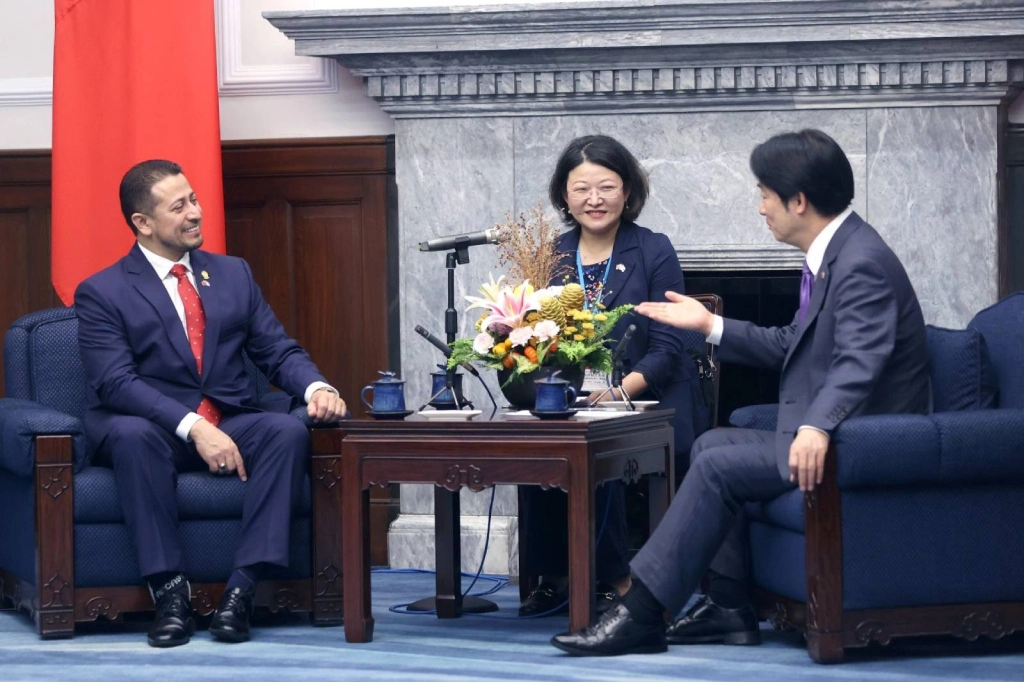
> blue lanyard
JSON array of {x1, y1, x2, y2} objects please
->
[{"x1": 576, "y1": 249, "x2": 613, "y2": 312}]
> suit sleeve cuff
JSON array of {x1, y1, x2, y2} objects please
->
[
  {"x1": 797, "y1": 425, "x2": 830, "y2": 440},
  {"x1": 706, "y1": 315, "x2": 724, "y2": 345},
  {"x1": 304, "y1": 382, "x2": 337, "y2": 403},
  {"x1": 176, "y1": 413, "x2": 204, "y2": 442}
]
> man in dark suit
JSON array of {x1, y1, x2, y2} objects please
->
[
  {"x1": 551, "y1": 129, "x2": 930, "y2": 656},
  {"x1": 75, "y1": 160, "x2": 348, "y2": 648}
]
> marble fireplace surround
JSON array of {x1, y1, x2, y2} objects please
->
[{"x1": 268, "y1": 1, "x2": 1024, "y2": 575}]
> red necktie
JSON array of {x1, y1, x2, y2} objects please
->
[{"x1": 170, "y1": 264, "x2": 221, "y2": 426}]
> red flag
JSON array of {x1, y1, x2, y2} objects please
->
[{"x1": 52, "y1": 0, "x2": 226, "y2": 305}]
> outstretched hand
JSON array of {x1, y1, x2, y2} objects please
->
[{"x1": 635, "y1": 291, "x2": 715, "y2": 336}]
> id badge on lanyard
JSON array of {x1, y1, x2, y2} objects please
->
[{"x1": 577, "y1": 249, "x2": 614, "y2": 393}]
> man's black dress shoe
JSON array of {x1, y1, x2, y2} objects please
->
[
  {"x1": 666, "y1": 595, "x2": 761, "y2": 645},
  {"x1": 148, "y1": 591, "x2": 195, "y2": 648},
  {"x1": 518, "y1": 582, "x2": 568, "y2": 617},
  {"x1": 209, "y1": 587, "x2": 254, "y2": 643},
  {"x1": 551, "y1": 603, "x2": 668, "y2": 657}
]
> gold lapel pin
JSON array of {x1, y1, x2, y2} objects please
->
[{"x1": 201, "y1": 270, "x2": 210, "y2": 280}]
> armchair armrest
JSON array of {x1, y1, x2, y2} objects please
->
[
  {"x1": 832, "y1": 410, "x2": 1024, "y2": 489},
  {"x1": 0, "y1": 398, "x2": 89, "y2": 478},
  {"x1": 729, "y1": 403, "x2": 778, "y2": 431}
]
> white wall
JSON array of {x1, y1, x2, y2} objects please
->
[{"x1": 2, "y1": 0, "x2": 1022, "y2": 151}]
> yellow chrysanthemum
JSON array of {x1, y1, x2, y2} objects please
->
[
  {"x1": 573, "y1": 334, "x2": 585, "y2": 341},
  {"x1": 582, "y1": 322, "x2": 595, "y2": 330},
  {"x1": 594, "y1": 313, "x2": 608, "y2": 322}
]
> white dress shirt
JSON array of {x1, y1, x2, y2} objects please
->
[
  {"x1": 137, "y1": 243, "x2": 334, "y2": 441},
  {"x1": 704, "y1": 206, "x2": 853, "y2": 437}
]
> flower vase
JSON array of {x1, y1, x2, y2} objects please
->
[{"x1": 497, "y1": 365, "x2": 585, "y2": 410}]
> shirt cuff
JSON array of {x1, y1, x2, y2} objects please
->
[
  {"x1": 797, "y1": 425, "x2": 830, "y2": 440},
  {"x1": 304, "y1": 382, "x2": 337, "y2": 403},
  {"x1": 176, "y1": 413, "x2": 204, "y2": 442},
  {"x1": 706, "y1": 315, "x2": 724, "y2": 345}
]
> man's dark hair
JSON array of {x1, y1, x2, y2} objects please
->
[
  {"x1": 119, "y1": 159, "x2": 183, "y2": 234},
  {"x1": 549, "y1": 135, "x2": 650, "y2": 227},
  {"x1": 749, "y1": 129, "x2": 854, "y2": 217}
]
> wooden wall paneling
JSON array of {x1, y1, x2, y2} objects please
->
[
  {"x1": 222, "y1": 138, "x2": 398, "y2": 566},
  {"x1": 0, "y1": 152, "x2": 59, "y2": 394}
]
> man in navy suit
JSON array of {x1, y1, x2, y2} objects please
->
[
  {"x1": 551, "y1": 129, "x2": 930, "y2": 656},
  {"x1": 75, "y1": 160, "x2": 348, "y2": 648}
]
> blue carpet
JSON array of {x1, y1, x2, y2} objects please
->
[{"x1": 1, "y1": 572, "x2": 1022, "y2": 681}]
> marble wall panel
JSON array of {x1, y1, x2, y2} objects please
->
[
  {"x1": 389, "y1": 514, "x2": 517, "y2": 576},
  {"x1": 512, "y1": 111, "x2": 868, "y2": 261},
  {"x1": 865, "y1": 107, "x2": 999, "y2": 328},
  {"x1": 395, "y1": 117, "x2": 514, "y2": 408}
]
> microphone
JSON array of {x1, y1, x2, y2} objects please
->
[
  {"x1": 414, "y1": 325, "x2": 481, "y2": 377},
  {"x1": 418, "y1": 228, "x2": 503, "y2": 252},
  {"x1": 612, "y1": 324, "x2": 636, "y2": 364}
]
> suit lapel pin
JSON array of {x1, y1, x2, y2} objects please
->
[
  {"x1": 200, "y1": 270, "x2": 211, "y2": 286},
  {"x1": 615, "y1": 263, "x2": 626, "y2": 272},
  {"x1": 819, "y1": 271, "x2": 826, "y2": 280},
  {"x1": 201, "y1": 271, "x2": 210, "y2": 280},
  {"x1": 200, "y1": 280, "x2": 210, "y2": 287}
]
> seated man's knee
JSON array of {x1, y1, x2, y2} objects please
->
[
  {"x1": 102, "y1": 416, "x2": 174, "y2": 465},
  {"x1": 264, "y1": 413, "x2": 310, "y2": 453}
]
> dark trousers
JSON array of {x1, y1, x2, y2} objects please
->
[
  {"x1": 630, "y1": 428, "x2": 794, "y2": 615},
  {"x1": 520, "y1": 481, "x2": 630, "y2": 584},
  {"x1": 94, "y1": 411, "x2": 309, "y2": 578}
]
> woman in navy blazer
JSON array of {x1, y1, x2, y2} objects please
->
[{"x1": 519, "y1": 135, "x2": 708, "y2": 616}]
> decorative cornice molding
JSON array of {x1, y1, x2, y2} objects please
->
[
  {"x1": 264, "y1": 1, "x2": 1024, "y2": 117},
  {"x1": 216, "y1": 0, "x2": 337, "y2": 97},
  {"x1": 0, "y1": 77, "x2": 53, "y2": 107},
  {"x1": 677, "y1": 244, "x2": 804, "y2": 271},
  {"x1": 266, "y1": 0, "x2": 1024, "y2": 57},
  {"x1": 362, "y1": 60, "x2": 1024, "y2": 117}
]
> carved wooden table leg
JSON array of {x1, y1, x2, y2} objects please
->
[
  {"x1": 434, "y1": 487, "x2": 463, "y2": 618},
  {"x1": 566, "y1": 445, "x2": 595, "y2": 632},
  {"x1": 342, "y1": 441, "x2": 373, "y2": 643},
  {"x1": 516, "y1": 484, "x2": 537, "y2": 603}
]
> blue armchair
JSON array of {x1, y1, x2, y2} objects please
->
[
  {"x1": 732, "y1": 292, "x2": 1024, "y2": 662},
  {"x1": 0, "y1": 307, "x2": 345, "y2": 638}
]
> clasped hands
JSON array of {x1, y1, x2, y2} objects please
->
[
  {"x1": 189, "y1": 388, "x2": 348, "y2": 481},
  {"x1": 636, "y1": 291, "x2": 830, "y2": 492}
]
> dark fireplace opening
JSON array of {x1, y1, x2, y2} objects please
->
[{"x1": 686, "y1": 269, "x2": 801, "y2": 426}]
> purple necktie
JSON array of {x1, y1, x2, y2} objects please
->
[{"x1": 798, "y1": 261, "x2": 814, "y2": 325}]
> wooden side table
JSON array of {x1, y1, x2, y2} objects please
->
[{"x1": 328, "y1": 410, "x2": 674, "y2": 643}]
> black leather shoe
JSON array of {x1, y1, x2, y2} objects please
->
[
  {"x1": 209, "y1": 587, "x2": 254, "y2": 643},
  {"x1": 518, "y1": 582, "x2": 568, "y2": 617},
  {"x1": 666, "y1": 595, "x2": 761, "y2": 645},
  {"x1": 551, "y1": 603, "x2": 668, "y2": 657},
  {"x1": 148, "y1": 591, "x2": 195, "y2": 648}
]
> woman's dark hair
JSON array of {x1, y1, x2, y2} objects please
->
[
  {"x1": 548, "y1": 135, "x2": 649, "y2": 226},
  {"x1": 749, "y1": 129, "x2": 854, "y2": 217},
  {"x1": 119, "y1": 159, "x2": 183, "y2": 234}
]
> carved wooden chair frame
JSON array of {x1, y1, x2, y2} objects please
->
[
  {"x1": 754, "y1": 448, "x2": 1024, "y2": 663},
  {"x1": 0, "y1": 430, "x2": 345, "y2": 638}
]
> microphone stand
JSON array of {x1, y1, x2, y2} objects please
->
[
  {"x1": 591, "y1": 324, "x2": 636, "y2": 410},
  {"x1": 408, "y1": 246, "x2": 498, "y2": 615}
]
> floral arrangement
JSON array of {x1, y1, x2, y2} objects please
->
[{"x1": 447, "y1": 205, "x2": 633, "y2": 385}]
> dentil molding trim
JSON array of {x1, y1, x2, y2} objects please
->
[{"x1": 0, "y1": 0, "x2": 338, "y2": 107}]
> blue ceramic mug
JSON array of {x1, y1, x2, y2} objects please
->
[
  {"x1": 534, "y1": 372, "x2": 577, "y2": 413},
  {"x1": 361, "y1": 371, "x2": 406, "y2": 413}
]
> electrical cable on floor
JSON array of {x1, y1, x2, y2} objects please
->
[{"x1": 378, "y1": 483, "x2": 614, "y2": 619}]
